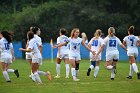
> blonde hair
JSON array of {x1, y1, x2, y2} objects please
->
[
  {"x1": 94, "y1": 29, "x2": 102, "y2": 38},
  {"x1": 108, "y1": 27, "x2": 115, "y2": 36},
  {"x1": 81, "y1": 32, "x2": 87, "y2": 41},
  {"x1": 71, "y1": 28, "x2": 79, "y2": 38}
]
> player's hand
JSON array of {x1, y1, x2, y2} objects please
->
[
  {"x1": 91, "y1": 51, "x2": 96, "y2": 55},
  {"x1": 12, "y1": 56, "x2": 15, "y2": 61},
  {"x1": 52, "y1": 45, "x2": 58, "y2": 48},
  {"x1": 19, "y1": 48, "x2": 24, "y2": 51}
]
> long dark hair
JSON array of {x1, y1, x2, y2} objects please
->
[
  {"x1": 27, "y1": 31, "x2": 34, "y2": 40},
  {"x1": 128, "y1": 26, "x2": 134, "y2": 34},
  {"x1": 32, "y1": 26, "x2": 39, "y2": 34},
  {"x1": 1, "y1": 31, "x2": 12, "y2": 44}
]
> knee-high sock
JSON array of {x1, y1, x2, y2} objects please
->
[
  {"x1": 65, "y1": 64, "x2": 70, "y2": 77},
  {"x1": 38, "y1": 70, "x2": 47, "y2": 76},
  {"x1": 111, "y1": 69, "x2": 115, "y2": 78},
  {"x1": 90, "y1": 65, "x2": 94, "y2": 70},
  {"x1": 71, "y1": 68, "x2": 76, "y2": 80},
  {"x1": 94, "y1": 66, "x2": 99, "y2": 77},
  {"x1": 56, "y1": 63, "x2": 60, "y2": 76},
  {"x1": 3, "y1": 71, "x2": 10, "y2": 81},
  {"x1": 129, "y1": 65, "x2": 133, "y2": 76},
  {"x1": 34, "y1": 72, "x2": 42, "y2": 83},
  {"x1": 132, "y1": 63, "x2": 139, "y2": 73},
  {"x1": 7, "y1": 69, "x2": 14, "y2": 73}
]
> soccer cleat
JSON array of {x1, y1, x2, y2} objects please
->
[
  {"x1": 111, "y1": 78, "x2": 114, "y2": 80},
  {"x1": 14, "y1": 69, "x2": 19, "y2": 78},
  {"x1": 126, "y1": 76, "x2": 132, "y2": 79},
  {"x1": 6, "y1": 80, "x2": 11, "y2": 83},
  {"x1": 54, "y1": 75, "x2": 60, "y2": 79},
  {"x1": 87, "y1": 68, "x2": 91, "y2": 76},
  {"x1": 46, "y1": 71, "x2": 52, "y2": 80},
  {"x1": 73, "y1": 78, "x2": 80, "y2": 81},
  {"x1": 137, "y1": 73, "x2": 140, "y2": 79}
]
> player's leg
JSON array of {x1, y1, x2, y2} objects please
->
[
  {"x1": 126, "y1": 62, "x2": 133, "y2": 79},
  {"x1": 75, "y1": 61, "x2": 80, "y2": 78},
  {"x1": 64, "y1": 57, "x2": 70, "y2": 78},
  {"x1": 94, "y1": 60, "x2": 101, "y2": 78},
  {"x1": 54, "y1": 58, "x2": 62, "y2": 78},
  {"x1": 1, "y1": 62, "x2": 11, "y2": 82}
]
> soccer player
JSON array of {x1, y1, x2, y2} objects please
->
[
  {"x1": 53, "y1": 28, "x2": 95, "y2": 81},
  {"x1": 81, "y1": 32, "x2": 88, "y2": 44},
  {"x1": 123, "y1": 26, "x2": 140, "y2": 79},
  {"x1": 96, "y1": 27, "x2": 127, "y2": 80},
  {"x1": 0, "y1": 31, "x2": 19, "y2": 82},
  {"x1": 87, "y1": 29, "x2": 103, "y2": 78},
  {"x1": 20, "y1": 31, "x2": 51, "y2": 84},
  {"x1": 54, "y1": 28, "x2": 70, "y2": 78}
]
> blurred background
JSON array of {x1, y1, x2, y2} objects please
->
[{"x1": 0, "y1": 0, "x2": 140, "y2": 60}]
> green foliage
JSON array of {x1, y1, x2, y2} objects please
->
[{"x1": 0, "y1": 0, "x2": 140, "y2": 41}]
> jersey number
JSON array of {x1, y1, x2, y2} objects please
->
[
  {"x1": 109, "y1": 40, "x2": 116, "y2": 47},
  {"x1": 4, "y1": 43, "x2": 10, "y2": 50},
  {"x1": 92, "y1": 40, "x2": 98, "y2": 46},
  {"x1": 130, "y1": 39, "x2": 134, "y2": 46},
  {"x1": 74, "y1": 46, "x2": 77, "y2": 49}
]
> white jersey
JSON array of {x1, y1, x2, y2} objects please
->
[
  {"x1": 27, "y1": 38, "x2": 42, "y2": 59},
  {"x1": 123, "y1": 35, "x2": 139, "y2": 55},
  {"x1": 68, "y1": 37, "x2": 82, "y2": 54},
  {"x1": 0, "y1": 38, "x2": 13, "y2": 58},
  {"x1": 57, "y1": 35, "x2": 69, "y2": 54},
  {"x1": 34, "y1": 34, "x2": 42, "y2": 47},
  {"x1": 103, "y1": 36, "x2": 122, "y2": 54},
  {"x1": 88, "y1": 37, "x2": 104, "y2": 53}
]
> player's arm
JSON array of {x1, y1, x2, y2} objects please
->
[
  {"x1": 82, "y1": 40, "x2": 95, "y2": 55},
  {"x1": 96, "y1": 44, "x2": 104, "y2": 56},
  {"x1": 11, "y1": 48, "x2": 15, "y2": 61},
  {"x1": 19, "y1": 48, "x2": 32, "y2": 52}
]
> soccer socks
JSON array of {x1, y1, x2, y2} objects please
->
[
  {"x1": 94, "y1": 66, "x2": 99, "y2": 78},
  {"x1": 107, "y1": 65, "x2": 113, "y2": 70},
  {"x1": 56, "y1": 63, "x2": 60, "y2": 76},
  {"x1": 71, "y1": 68, "x2": 76, "y2": 80},
  {"x1": 129, "y1": 65, "x2": 133, "y2": 76},
  {"x1": 33, "y1": 72, "x2": 42, "y2": 84},
  {"x1": 132, "y1": 63, "x2": 139, "y2": 73},
  {"x1": 3, "y1": 71, "x2": 10, "y2": 81},
  {"x1": 7, "y1": 69, "x2": 14, "y2": 73},
  {"x1": 38, "y1": 70, "x2": 46, "y2": 76},
  {"x1": 111, "y1": 69, "x2": 115, "y2": 79},
  {"x1": 65, "y1": 64, "x2": 70, "y2": 77},
  {"x1": 90, "y1": 65, "x2": 94, "y2": 69}
]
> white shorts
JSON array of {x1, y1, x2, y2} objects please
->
[
  {"x1": 26, "y1": 53, "x2": 32, "y2": 60},
  {"x1": 0, "y1": 58, "x2": 12, "y2": 64},
  {"x1": 57, "y1": 53, "x2": 69, "y2": 59},
  {"x1": 127, "y1": 49, "x2": 138, "y2": 57},
  {"x1": 106, "y1": 52, "x2": 119, "y2": 61},
  {"x1": 69, "y1": 53, "x2": 81, "y2": 61},
  {"x1": 90, "y1": 52, "x2": 101, "y2": 61},
  {"x1": 32, "y1": 58, "x2": 42, "y2": 65}
]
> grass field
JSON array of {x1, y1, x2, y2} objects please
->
[{"x1": 0, "y1": 59, "x2": 140, "y2": 93}]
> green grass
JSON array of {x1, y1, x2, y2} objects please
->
[{"x1": 0, "y1": 59, "x2": 140, "y2": 93}]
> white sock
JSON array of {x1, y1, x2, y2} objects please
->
[
  {"x1": 107, "y1": 65, "x2": 113, "y2": 70},
  {"x1": 129, "y1": 65, "x2": 133, "y2": 76},
  {"x1": 71, "y1": 68, "x2": 76, "y2": 80},
  {"x1": 3, "y1": 71, "x2": 10, "y2": 81},
  {"x1": 132, "y1": 63, "x2": 139, "y2": 73},
  {"x1": 65, "y1": 64, "x2": 70, "y2": 77},
  {"x1": 7, "y1": 69, "x2": 14, "y2": 73},
  {"x1": 75, "y1": 70, "x2": 78, "y2": 77},
  {"x1": 90, "y1": 65, "x2": 94, "y2": 70},
  {"x1": 94, "y1": 66, "x2": 99, "y2": 77},
  {"x1": 33, "y1": 72, "x2": 42, "y2": 84},
  {"x1": 56, "y1": 64, "x2": 60, "y2": 76},
  {"x1": 111, "y1": 69, "x2": 115, "y2": 78},
  {"x1": 37, "y1": 70, "x2": 47, "y2": 76}
]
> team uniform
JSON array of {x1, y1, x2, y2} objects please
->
[
  {"x1": 0, "y1": 38, "x2": 13, "y2": 64},
  {"x1": 55, "y1": 35, "x2": 70, "y2": 78},
  {"x1": 0, "y1": 37, "x2": 19, "y2": 82},
  {"x1": 88, "y1": 37, "x2": 103, "y2": 61},
  {"x1": 57, "y1": 35, "x2": 69, "y2": 59},
  {"x1": 123, "y1": 35, "x2": 139, "y2": 57},
  {"x1": 68, "y1": 37, "x2": 83, "y2": 61},
  {"x1": 103, "y1": 36, "x2": 122, "y2": 61},
  {"x1": 123, "y1": 35, "x2": 140, "y2": 79},
  {"x1": 87, "y1": 37, "x2": 103, "y2": 77}
]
